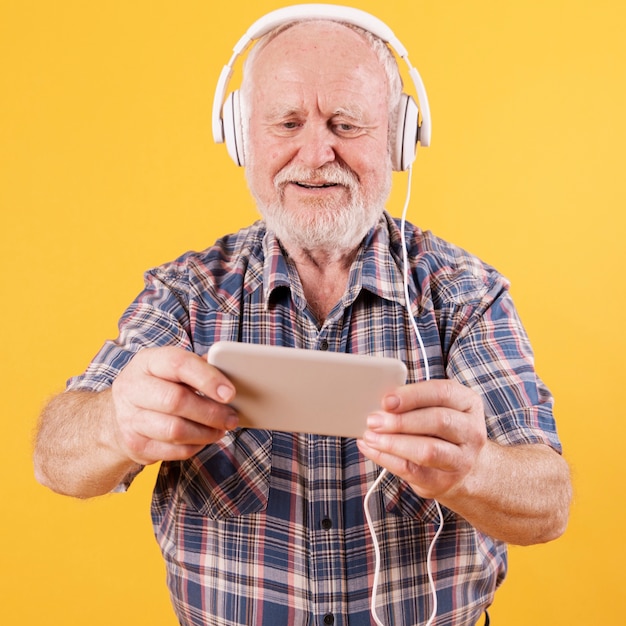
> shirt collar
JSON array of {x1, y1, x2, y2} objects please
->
[
  {"x1": 262, "y1": 230, "x2": 308, "y2": 311},
  {"x1": 348, "y1": 212, "x2": 410, "y2": 307},
  {"x1": 261, "y1": 212, "x2": 416, "y2": 311}
]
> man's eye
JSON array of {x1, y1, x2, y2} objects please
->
[
  {"x1": 282, "y1": 121, "x2": 299, "y2": 130},
  {"x1": 335, "y1": 123, "x2": 359, "y2": 134}
]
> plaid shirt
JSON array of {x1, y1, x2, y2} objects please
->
[{"x1": 68, "y1": 212, "x2": 561, "y2": 626}]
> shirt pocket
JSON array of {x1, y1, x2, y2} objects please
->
[
  {"x1": 177, "y1": 429, "x2": 272, "y2": 519},
  {"x1": 380, "y1": 471, "x2": 456, "y2": 524}
]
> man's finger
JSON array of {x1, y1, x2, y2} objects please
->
[{"x1": 383, "y1": 379, "x2": 480, "y2": 415}]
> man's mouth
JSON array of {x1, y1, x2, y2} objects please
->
[{"x1": 293, "y1": 182, "x2": 338, "y2": 189}]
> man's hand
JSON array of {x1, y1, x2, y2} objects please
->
[
  {"x1": 357, "y1": 379, "x2": 487, "y2": 501},
  {"x1": 357, "y1": 379, "x2": 571, "y2": 545},
  {"x1": 111, "y1": 347, "x2": 240, "y2": 466},
  {"x1": 34, "y1": 346, "x2": 240, "y2": 498}
]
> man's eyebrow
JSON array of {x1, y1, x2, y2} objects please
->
[
  {"x1": 262, "y1": 104, "x2": 368, "y2": 122},
  {"x1": 263, "y1": 105, "x2": 304, "y2": 121}
]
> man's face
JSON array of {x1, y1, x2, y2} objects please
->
[{"x1": 243, "y1": 21, "x2": 393, "y2": 256}]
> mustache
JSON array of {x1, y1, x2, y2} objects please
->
[{"x1": 273, "y1": 163, "x2": 359, "y2": 189}]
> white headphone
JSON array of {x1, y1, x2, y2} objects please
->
[{"x1": 211, "y1": 3, "x2": 431, "y2": 171}]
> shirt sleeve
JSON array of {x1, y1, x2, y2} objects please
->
[
  {"x1": 66, "y1": 266, "x2": 193, "y2": 392},
  {"x1": 444, "y1": 278, "x2": 562, "y2": 453}
]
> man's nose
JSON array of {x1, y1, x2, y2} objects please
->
[{"x1": 295, "y1": 122, "x2": 337, "y2": 169}]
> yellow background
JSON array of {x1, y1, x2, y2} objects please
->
[{"x1": 1, "y1": 0, "x2": 624, "y2": 624}]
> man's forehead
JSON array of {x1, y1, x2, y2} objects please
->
[{"x1": 251, "y1": 73, "x2": 387, "y2": 121}]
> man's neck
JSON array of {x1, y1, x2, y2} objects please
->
[{"x1": 284, "y1": 243, "x2": 358, "y2": 324}]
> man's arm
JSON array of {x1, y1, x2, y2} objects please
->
[
  {"x1": 357, "y1": 379, "x2": 572, "y2": 546},
  {"x1": 35, "y1": 389, "x2": 142, "y2": 497},
  {"x1": 34, "y1": 347, "x2": 239, "y2": 499}
]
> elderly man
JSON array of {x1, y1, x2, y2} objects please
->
[{"x1": 34, "y1": 6, "x2": 571, "y2": 626}]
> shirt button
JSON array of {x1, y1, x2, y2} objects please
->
[
  {"x1": 321, "y1": 517, "x2": 333, "y2": 530},
  {"x1": 319, "y1": 339, "x2": 329, "y2": 350},
  {"x1": 323, "y1": 613, "x2": 335, "y2": 625}
]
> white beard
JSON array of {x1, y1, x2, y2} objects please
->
[{"x1": 247, "y1": 162, "x2": 391, "y2": 256}]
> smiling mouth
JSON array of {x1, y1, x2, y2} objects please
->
[{"x1": 293, "y1": 182, "x2": 338, "y2": 189}]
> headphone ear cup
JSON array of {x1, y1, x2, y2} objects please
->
[
  {"x1": 222, "y1": 90, "x2": 245, "y2": 167},
  {"x1": 392, "y1": 94, "x2": 419, "y2": 171}
]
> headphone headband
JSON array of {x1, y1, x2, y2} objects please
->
[
  {"x1": 233, "y1": 4, "x2": 407, "y2": 57},
  {"x1": 212, "y1": 4, "x2": 431, "y2": 168}
]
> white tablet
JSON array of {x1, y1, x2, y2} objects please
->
[{"x1": 207, "y1": 341, "x2": 407, "y2": 438}]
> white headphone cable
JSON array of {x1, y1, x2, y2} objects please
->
[{"x1": 365, "y1": 163, "x2": 444, "y2": 626}]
